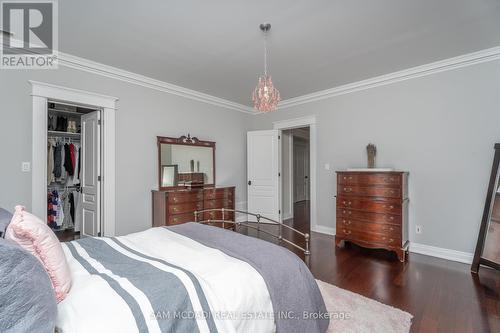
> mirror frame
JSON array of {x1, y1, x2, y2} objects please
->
[
  {"x1": 157, "y1": 134, "x2": 216, "y2": 191},
  {"x1": 471, "y1": 143, "x2": 500, "y2": 273}
]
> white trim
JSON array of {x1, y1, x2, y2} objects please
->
[
  {"x1": 57, "y1": 52, "x2": 254, "y2": 114},
  {"x1": 409, "y1": 242, "x2": 473, "y2": 264},
  {"x1": 274, "y1": 45, "x2": 500, "y2": 110},
  {"x1": 273, "y1": 116, "x2": 317, "y2": 232},
  {"x1": 30, "y1": 81, "x2": 117, "y2": 236},
  {"x1": 312, "y1": 225, "x2": 336, "y2": 236},
  {"x1": 22, "y1": 43, "x2": 500, "y2": 115}
]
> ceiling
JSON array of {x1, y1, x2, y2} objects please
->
[{"x1": 59, "y1": 0, "x2": 500, "y2": 107}]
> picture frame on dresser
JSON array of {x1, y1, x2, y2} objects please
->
[{"x1": 335, "y1": 170, "x2": 409, "y2": 262}]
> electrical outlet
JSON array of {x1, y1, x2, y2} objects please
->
[
  {"x1": 21, "y1": 162, "x2": 31, "y2": 172},
  {"x1": 416, "y1": 225, "x2": 422, "y2": 234}
]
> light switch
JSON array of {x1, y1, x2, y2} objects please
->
[
  {"x1": 324, "y1": 163, "x2": 330, "y2": 170},
  {"x1": 22, "y1": 162, "x2": 31, "y2": 172}
]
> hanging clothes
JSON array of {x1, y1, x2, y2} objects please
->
[
  {"x1": 53, "y1": 142, "x2": 63, "y2": 179},
  {"x1": 47, "y1": 139, "x2": 56, "y2": 184},
  {"x1": 73, "y1": 191, "x2": 82, "y2": 232},
  {"x1": 64, "y1": 143, "x2": 74, "y2": 176},
  {"x1": 61, "y1": 190, "x2": 74, "y2": 230}
]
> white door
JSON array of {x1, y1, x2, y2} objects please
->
[
  {"x1": 247, "y1": 130, "x2": 280, "y2": 223},
  {"x1": 81, "y1": 111, "x2": 101, "y2": 237},
  {"x1": 294, "y1": 139, "x2": 310, "y2": 202}
]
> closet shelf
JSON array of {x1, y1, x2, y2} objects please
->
[
  {"x1": 48, "y1": 108, "x2": 84, "y2": 116},
  {"x1": 48, "y1": 130, "x2": 81, "y2": 138}
]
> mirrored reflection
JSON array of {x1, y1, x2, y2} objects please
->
[{"x1": 159, "y1": 143, "x2": 214, "y2": 187}]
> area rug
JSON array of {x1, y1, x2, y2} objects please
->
[{"x1": 317, "y1": 280, "x2": 413, "y2": 333}]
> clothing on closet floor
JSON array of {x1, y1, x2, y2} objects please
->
[{"x1": 47, "y1": 190, "x2": 63, "y2": 229}]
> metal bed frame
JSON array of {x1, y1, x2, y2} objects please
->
[{"x1": 194, "y1": 208, "x2": 310, "y2": 255}]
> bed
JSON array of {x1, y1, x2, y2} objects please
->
[{"x1": 56, "y1": 213, "x2": 329, "y2": 333}]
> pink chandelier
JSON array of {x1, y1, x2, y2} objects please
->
[{"x1": 252, "y1": 23, "x2": 281, "y2": 112}]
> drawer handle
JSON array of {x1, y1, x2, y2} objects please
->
[
  {"x1": 343, "y1": 201, "x2": 352, "y2": 206},
  {"x1": 382, "y1": 237, "x2": 394, "y2": 243},
  {"x1": 343, "y1": 187, "x2": 352, "y2": 192},
  {"x1": 172, "y1": 217, "x2": 178, "y2": 223},
  {"x1": 173, "y1": 197, "x2": 178, "y2": 202},
  {"x1": 343, "y1": 176, "x2": 353, "y2": 180},
  {"x1": 384, "y1": 205, "x2": 394, "y2": 209},
  {"x1": 173, "y1": 207, "x2": 178, "y2": 212},
  {"x1": 389, "y1": 227, "x2": 394, "y2": 231},
  {"x1": 343, "y1": 229, "x2": 352, "y2": 235},
  {"x1": 343, "y1": 220, "x2": 351, "y2": 225},
  {"x1": 389, "y1": 216, "x2": 394, "y2": 221}
]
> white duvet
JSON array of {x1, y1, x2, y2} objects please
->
[{"x1": 56, "y1": 227, "x2": 275, "y2": 333}]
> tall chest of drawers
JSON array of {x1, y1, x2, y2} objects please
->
[
  {"x1": 335, "y1": 171, "x2": 409, "y2": 262},
  {"x1": 152, "y1": 186, "x2": 235, "y2": 229}
]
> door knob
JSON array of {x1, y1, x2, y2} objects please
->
[{"x1": 248, "y1": 180, "x2": 252, "y2": 185}]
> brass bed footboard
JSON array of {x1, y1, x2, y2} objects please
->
[{"x1": 194, "y1": 208, "x2": 310, "y2": 256}]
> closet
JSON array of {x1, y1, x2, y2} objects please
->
[{"x1": 46, "y1": 101, "x2": 102, "y2": 241}]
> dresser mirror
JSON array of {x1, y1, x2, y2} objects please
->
[
  {"x1": 472, "y1": 144, "x2": 500, "y2": 273},
  {"x1": 157, "y1": 135, "x2": 215, "y2": 190}
]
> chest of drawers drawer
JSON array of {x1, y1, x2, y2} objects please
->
[
  {"x1": 337, "y1": 196, "x2": 401, "y2": 215},
  {"x1": 336, "y1": 218, "x2": 401, "y2": 236},
  {"x1": 337, "y1": 209, "x2": 401, "y2": 225},
  {"x1": 338, "y1": 186, "x2": 401, "y2": 198},
  {"x1": 338, "y1": 173, "x2": 401, "y2": 186},
  {"x1": 337, "y1": 228, "x2": 401, "y2": 246},
  {"x1": 203, "y1": 188, "x2": 234, "y2": 200}
]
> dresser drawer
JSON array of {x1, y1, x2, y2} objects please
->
[
  {"x1": 337, "y1": 209, "x2": 401, "y2": 225},
  {"x1": 168, "y1": 201, "x2": 203, "y2": 215},
  {"x1": 204, "y1": 188, "x2": 234, "y2": 200},
  {"x1": 203, "y1": 210, "x2": 234, "y2": 221},
  {"x1": 337, "y1": 218, "x2": 401, "y2": 236},
  {"x1": 337, "y1": 228, "x2": 401, "y2": 246},
  {"x1": 337, "y1": 196, "x2": 401, "y2": 215},
  {"x1": 338, "y1": 173, "x2": 401, "y2": 186},
  {"x1": 204, "y1": 198, "x2": 233, "y2": 209},
  {"x1": 168, "y1": 212, "x2": 196, "y2": 225},
  {"x1": 338, "y1": 186, "x2": 401, "y2": 198},
  {"x1": 168, "y1": 191, "x2": 203, "y2": 204}
]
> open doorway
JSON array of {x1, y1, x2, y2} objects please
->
[{"x1": 281, "y1": 127, "x2": 310, "y2": 233}]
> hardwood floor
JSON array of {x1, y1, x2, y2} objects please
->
[{"x1": 237, "y1": 201, "x2": 500, "y2": 333}]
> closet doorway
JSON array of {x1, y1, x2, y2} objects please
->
[
  {"x1": 31, "y1": 81, "x2": 118, "y2": 238},
  {"x1": 47, "y1": 101, "x2": 101, "y2": 239}
]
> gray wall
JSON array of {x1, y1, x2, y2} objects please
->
[
  {"x1": 251, "y1": 59, "x2": 500, "y2": 253},
  {"x1": 0, "y1": 66, "x2": 251, "y2": 235}
]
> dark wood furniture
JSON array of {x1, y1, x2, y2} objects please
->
[
  {"x1": 335, "y1": 171, "x2": 409, "y2": 262},
  {"x1": 472, "y1": 143, "x2": 500, "y2": 273},
  {"x1": 152, "y1": 186, "x2": 235, "y2": 228}
]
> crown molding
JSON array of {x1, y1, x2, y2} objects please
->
[
  {"x1": 56, "y1": 52, "x2": 255, "y2": 114},
  {"x1": 276, "y1": 45, "x2": 500, "y2": 111}
]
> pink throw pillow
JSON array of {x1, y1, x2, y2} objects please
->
[{"x1": 5, "y1": 206, "x2": 71, "y2": 302}]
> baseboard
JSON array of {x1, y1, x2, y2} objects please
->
[
  {"x1": 311, "y1": 225, "x2": 336, "y2": 236},
  {"x1": 409, "y1": 242, "x2": 473, "y2": 264}
]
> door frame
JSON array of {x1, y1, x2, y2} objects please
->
[
  {"x1": 273, "y1": 116, "x2": 317, "y2": 232},
  {"x1": 30, "y1": 81, "x2": 118, "y2": 236}
]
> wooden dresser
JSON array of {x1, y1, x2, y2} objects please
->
[
  {"x1": 335, "y1": 171, "x2": 409, "y2": 262},
  {"x1": 152, "y1": 186, "x2": 235, "y2": 228}
]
